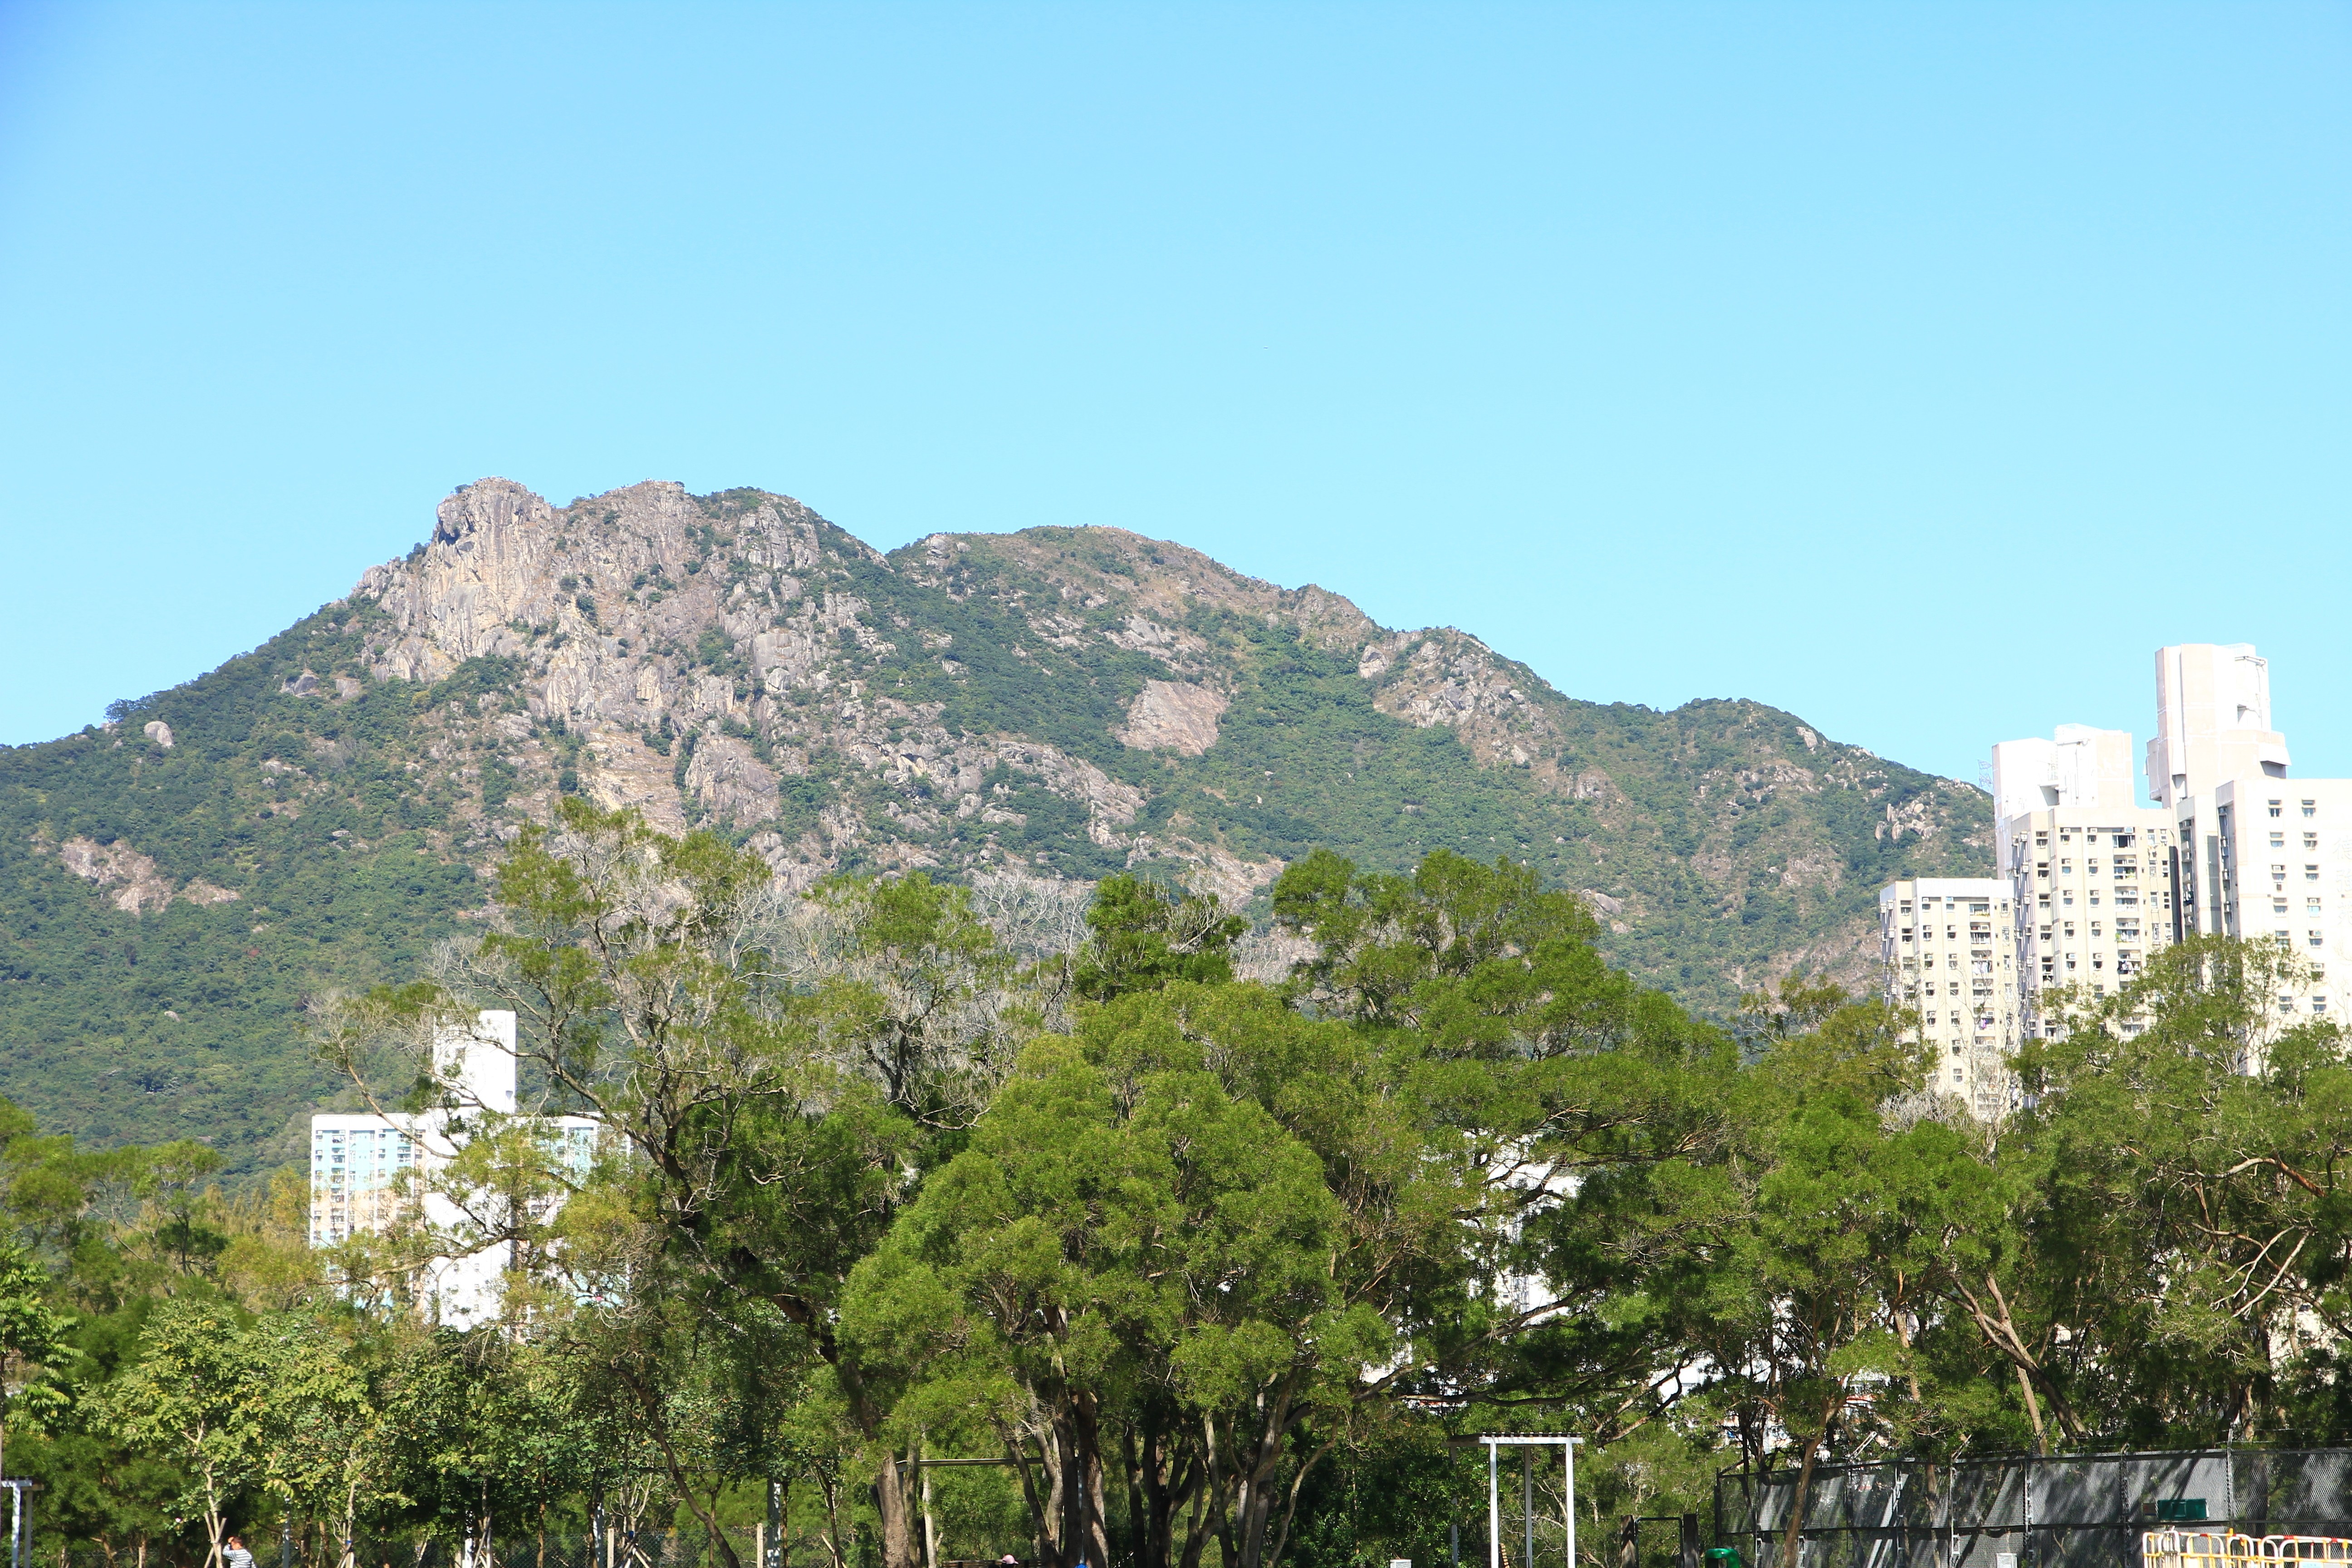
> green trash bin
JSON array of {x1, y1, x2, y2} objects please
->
[{"x1": 1705, "y1": 1549, "x2": 1746, "y2": 1568}]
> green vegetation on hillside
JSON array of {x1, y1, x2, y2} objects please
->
[
  {"x1": 0, "y1": 613, "x2": 487, "y2": 1170},
  {"x1": 0, "y1": 489, "x2": 1988, "y2": 1171}
]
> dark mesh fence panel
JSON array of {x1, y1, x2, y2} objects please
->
[{"x1": 1716, "y1": 1450, "x2": 2352, "y2": 1568}]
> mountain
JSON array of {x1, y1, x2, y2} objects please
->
[{"x1": 0, "y1": 479, "x2": 1990, "y2": 1171}]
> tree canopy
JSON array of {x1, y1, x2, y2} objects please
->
[{"x1": 7, "y1": 804, "x2": 2352, "y2": 1568}]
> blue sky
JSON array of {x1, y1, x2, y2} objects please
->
[{"x1": 1, "y1": 2, "x2": 2344, "y2": 790}]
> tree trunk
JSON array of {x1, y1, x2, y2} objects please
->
[
  {"x1": 1776, "y1": 1413, "x2": 1833, "y2": 1568},
  {"x1": 920, "y1": 1441, "x2": 939, "y2": 1568},
  {"x1": 873, "y1": 1452, "x2": 918, "y2": 1568},
  {"x1": 1127, "y1": 1414, "x2": 1184, "y2": 1568},
  {"x1": 1001, "y1": 1421, "x2": 1052, "y2": 1567},
  {"x1": 1230, "y1": 1377, "x2": 1304, "y2": 1568},
  {"x1": 1049, "y1": 1394, "x2": 1112, "y2": 1568},
  {"x1": 201, "y1": 1463, "x2": 228, "y2": 1568}
]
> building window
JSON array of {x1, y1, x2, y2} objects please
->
[
  {"x1": 2304, "y1": 800, "x2": 2318, "y2": 818},
  {"x1": 2277, "y1": 931, "x2": 2293, "y2": 948},
  {"x1": 2311, "y1": 930, "x2": 2325, "y2": 949},
  {"x1": 2271, "y1": 800, "x2": 2284, "y2": 818},
  {"x1": 2315, "y1": 996, "x2": 2329, "y2": 1013}
]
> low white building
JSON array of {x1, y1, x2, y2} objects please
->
[
  {"x1": 309, "y1": 1009, "x2": 595, "y2": 1327},
  {"x1": 1877, "y1": 877, "x2": 2019, "y2": 1115}
]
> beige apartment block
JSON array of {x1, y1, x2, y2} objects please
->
[
  {"x1": 2004, "y1": 809, "x2": 2179, "y2": 1035},
  {"x1": 1878, "y1": 877, "x2": 2019, "y2": 1117},
  {"x1": 1991, "y1": 724, "x2": 2176, "y2": 1039}
]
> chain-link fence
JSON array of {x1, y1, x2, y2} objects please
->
[{"x1": 1716, "y1": 1449, "x2": 2352, "y2": 1568}]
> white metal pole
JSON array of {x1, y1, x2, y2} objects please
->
[
  {"x1": 1565, "y1": 1440, "x2": 1579, "y2": 1568},
  {"x1": 1525, "y1": 1448, "x2": 1536, "y2": 1568},
  {"x1": 1490, "y1": 1443, "x2": 1502, "y2": 1568}
]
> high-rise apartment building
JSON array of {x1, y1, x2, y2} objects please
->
[
  {"x1": 309, "y1": 1009, "x2": 595, "y2": 1326},
  {"x1": 1877, "y1": 877, "x2": 2019, "y2": 1116},
  {"x1": 1882, "y1": 643, "x2": 2345, "y2": 1111},
  {"x1": 1989, "y1": 725, "x2": 2177, "y2": 1039},
  {"x1": 2150, "y1": 647, "x2": 2350, "y2": 1021}
]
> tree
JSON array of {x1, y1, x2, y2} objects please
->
[
  {"x1": 845, "y1": 985, "x2": 1424, "y2": 1568},
  {"x1": 320, "y1": 799, "x2": 1037, "y2": 1568},
  {"x1": 1068, "y1": 875, "x2": 1245, "y2": 1003},
  {"x1": 91, "y1": 1298, "x2": 275, "y2": 1568},
  {"x1": 2001, "y1": 934, "x2": 2352, "y2": 1443},
  {"x1": 0, "y1": 1236, "x2": 72, "y2": 1496},
  {"x1": 253, "y1": 1317, "x2": 389, "y2": 1568}
]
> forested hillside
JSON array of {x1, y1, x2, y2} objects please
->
[{"x1": 0, "y1": 479, "x2": 1990, "y2": 1168}]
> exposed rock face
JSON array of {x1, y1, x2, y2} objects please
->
[
  {"x1": 1117, "y1": 680, "x2": 1228, "y2": 755},
  {"x1": 60, "y1": 837, "x2": 235, "y2": 914},
  {"x1": 683, "y1": 733, "x2": 780, "y2": 825},
  {"x1": 324, "y1": 477, "x2": 1987, "y2": 1001},
  {"x1": 0, "y1": 475, "x2": 1999, "y2": 1176}
]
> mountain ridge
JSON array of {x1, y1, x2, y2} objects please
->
[{"x1": 0, "y1": 478, "x2": 1990, "y2": 1170}]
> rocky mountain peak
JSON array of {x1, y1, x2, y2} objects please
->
[
  {"x1": 322, "y1": 478, "x2": 1983, "y2": 979},
  {"x1": 0, "y1": 475, "x2": 1989, "y2": 1167}
]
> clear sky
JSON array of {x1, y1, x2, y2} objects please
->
[{"x1": 1, "y1": 2, "x2": 2344, "y2": 790}]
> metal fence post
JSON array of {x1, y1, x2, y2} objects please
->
[
  {"x1": 1526, "y1": 1448, "x2": 1536, "y2": 1568},
  {"x1": 1572, "y1": 1441, "x2": 1583, "y2": 1568},
  {"x1": 1489, "y1": 1442, "x2": 1501, "y2": 1568}
]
